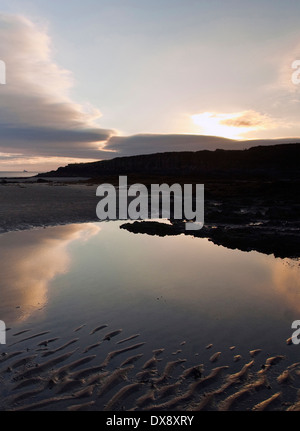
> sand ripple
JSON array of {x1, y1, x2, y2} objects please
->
[{"x1": 0, "y1": 322, "x2": 299, "y2": 411}]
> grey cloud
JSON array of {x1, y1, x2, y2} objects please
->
[
  {"x1": 103, "y1": 134, "x2": 300, "y2": 158},
  {"x1": 0, "y1": 125, "x2": 114, "y2": 157},
  {"x1": 105, "y1": 134, "x2": 239, "y2": 156},
  {"x1": 0, "y1": 14, "x2": 114, "y2": 159}
]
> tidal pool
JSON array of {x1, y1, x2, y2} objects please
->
[{"x1": 0, "y1": 221, "x2": 299, "y2": 410}]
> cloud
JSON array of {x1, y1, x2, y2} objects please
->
[
  {"x1": 191, "y1": 111, "x2": 277, "y2": 139},
  {"x1": 105, "y1": 134, "x2": 239, "y2": 156},
  {"x1": 219, "y1": 110, "x2": 274, "y2": 129},
  {"x1": 103, "y1": 133, "x2": 300, "y2": 158},
  {"x1": 0, "y1": 125, "x2": 114, "y2": 157},
  {"x1": 0, "y1": 14, "x2": 114, "y2": 159},
  {"x1": 0, "y1": 13, "x2": 299, "y2": 171}
]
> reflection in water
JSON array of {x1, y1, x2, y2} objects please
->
[
  {"x1": 0, "y1": 224, "x2": 100, "y2": 324},
  {"x1": 271, "y1": 259, "x2": 300, "y2": 313},
  {"x1": 0, "y1": 222, "x2": 300, "y2": 411},
  {"x1": 0, "y1": 220, "x2": 299, "y2": 355}
]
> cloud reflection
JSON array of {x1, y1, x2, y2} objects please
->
[
  {"x1": 0, "y1": 223, "x2": 100, "y2": 325},
  {"x1": 271, "y1": 258, "x2": 300, "y2": 314}
]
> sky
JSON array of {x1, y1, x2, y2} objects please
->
[{"x1": 0, "y1": 0, "x2": 299, "y2": 171}]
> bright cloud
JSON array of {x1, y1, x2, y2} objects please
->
[{"x1": 191, "y1": 111, "x2": 277, "y2": 139}]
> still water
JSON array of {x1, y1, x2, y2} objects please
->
[
  {"x1": 0, "y1": 171, "x2": 39, "y2": 178},
  {"x1": 0, "y1": 221, "x2": 299, "y2": 360}
]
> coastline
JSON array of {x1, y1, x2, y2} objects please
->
[
  {"x1": 0, "y1": 181, "x2": 99, "y2": 234},
  {"x1": 0, "y1": 178, "x2": 299, "y2": 259}
]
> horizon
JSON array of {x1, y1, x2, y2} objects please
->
[
  {"x1": 1, "y1": 137, "x2": 300, "y2": 175},
  {"x1": 0, "y1": 1, "x2": 300, "y2": 171}
]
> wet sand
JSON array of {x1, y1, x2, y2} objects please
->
[
  {"x1": 1, "y1": 322, "x2": 300, "y2": 411},
  {"x1": 0, "y1": 180, "x2": 299, "y2": 411},
  {"x1": 0, "y1": 181, "x2": 99, "y2": 234},
  {"x1": 1, "y1": 178, "x2": 299, "y2": 258}
]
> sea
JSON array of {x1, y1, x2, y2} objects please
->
[{"x1": 0, "y1": 171, "x2": 39, "y2": 178}]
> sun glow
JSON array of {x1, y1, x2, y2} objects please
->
[{"x1": 191, "y1": 111, "x2": 271, "y2": 140}]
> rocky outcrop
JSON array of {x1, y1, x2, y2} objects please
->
[{"x1": 37, "y1": 144, "x2": 300, "y2": 180}]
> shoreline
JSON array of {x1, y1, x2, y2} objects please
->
[
  {"x1": 0, "y1": 179, "x2": 299, "y2": 258},
  {"x1": 0, "y1": 181, "x2": 99, "y2": 235}
]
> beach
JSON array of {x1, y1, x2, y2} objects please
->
[
  {"x1": 1, "y1": 178, "x2": 299, "y2": 258},
  {"x1": 1, "y1": 316, "x2": 299, "y2": 412},
  {"x1": 0, "y1": 189, "x2": 300, "y2": 411},
  {"x1": 0, "y1": 181, "x2": 99, "y2": 234}
]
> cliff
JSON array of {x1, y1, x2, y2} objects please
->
[{"x1": 38, "y1": 143, "x2": 300, "y2": 180}]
